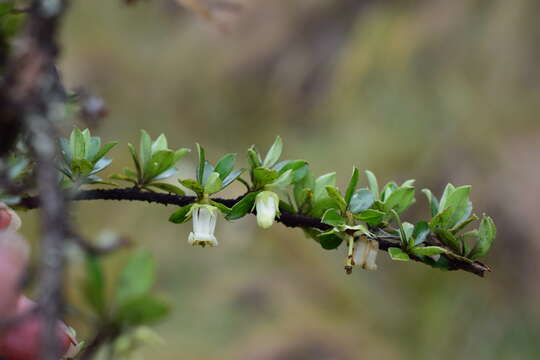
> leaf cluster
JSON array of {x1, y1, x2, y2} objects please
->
[
  {"x1": 59, "y1": 128, "x2": 118, "y2": 186},
  {"x1": 83, "y1": 249, "x2": 170, "y2": 329}
]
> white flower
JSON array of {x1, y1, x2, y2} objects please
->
[
  {"x1": 188, "y1": 204, "x2": 218, "y2": 247},
  {"x1": 255, "y1": 191, "x2": 280, "y2": 229},
  {"x1": 353, "y1": 237, "x2": 379, "y2": 270},
  {"x1": 0, "y1": 203, "x2": 21, "y2": 233}
]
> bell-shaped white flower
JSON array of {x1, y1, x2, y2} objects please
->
[
  {"x1": 0, "y1": 203, "x2": 21, "y2": 233},
  {"x1": 188, "y1": 204, "x2": 218, "y2": 247},
  {"x1": 255, "y1": 191, "x2": 280, "y2": 229},
  {"x1": 353, "y1": 237, "x2": 379, "y2": 270}
]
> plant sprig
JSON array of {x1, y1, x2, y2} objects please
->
[{"x1": 15, "y1": 128, "x2": 497, "y2": 275}]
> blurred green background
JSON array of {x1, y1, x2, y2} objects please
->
[{"x1": 25, "y1": 0, "x2": 540, "y2": 359}]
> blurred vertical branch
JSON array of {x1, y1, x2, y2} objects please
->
[{"x1": 0, "y1": 0, "x2": 71, "y2": 359}]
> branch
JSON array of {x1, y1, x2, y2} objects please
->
[
  {"x1": 1, "y1": 1, "x2": 71, "y2": 359},
  {"x1": 19, "y1": 188, "x2": 491, "y2": 277}
]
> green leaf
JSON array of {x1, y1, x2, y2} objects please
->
[
  {"x1": 348, "y1": 189, "x2": 375, "y2": 214},
  {"x1": 127, "y1": 143, "x2": 142, "y2": 181},
  {"x1": 321, "y1": 208, "x2": 346, "y2": 227},
  {"x1": 226, "y1": 192, "x2": 258, "y2": 220},
  {"x1": 266, "y1": 169, "x2": 293, "y2": 190},
  {"x1": 204, "y1": 172, "x2": 222, "y2": 194},
  {"x1": 401, "y1": 179, "x2": 415, "y2": 187},
  {"x1": 424, "y1": 255, "x2": 452, "y2": 271},
  {"x1": 317, "y1": 233, "x2": 343, "y2": 250},
  {"x1": 262, "y1": 136, "x2": 282, "y2": 168},
  {"x1": 380, "y1": 181, "x2": 398, "y2": 202},
  {"x1": 273, "y1": 159, "x2": 302, "y2": 173},
  {"x1": 116, "y1": 294, "x2": 170, "y2": 326},
  {"x1": 293, "y1": 171, "x2": 314, "y2": 208},
  {"x1": 422, "y1": 189, "x2": 439, "y2": 217},
  {"x1": 469, "y1": 215, "x2": 496, "y2": 260},
  {"x1": 222, "y1": 168, "x2": 245, "y2": 188},
  {"x1": 202, "y1": 161, "x2": 214, "y2": 185},
  {"x1": 442, "y1": 185, "x2": 472, "y2": 228},
  {"x1": 60, "y1": 138, "x2": 72, "y2": 164},
  {"x1": 434, "y1": 228, "x2": 462, "y2": 254},
  {"x1": 110, "y1": 173, "x2": 137, "y2": 184},
  {"x1": 85, "y1": 136, "x2": 101, "y2": 161},
  {"x1": 388, "y1": 247, "x2": 410, "y2": 261},
  {"x1": 402, "y1": 222, "x2": 415, "y2": 246},
  {"x1": 116, "y1": 250, "x2": 155, "y2": 306},
  {"x1": 179, "y1": 179, "x2": 204, "y2": 197},
  {"x1": 214, "y1": 153, "x2": 236, "y2": 180},
  {"x1": 384, "y1": 186, "x2": 415, "y2": 214},
  {"x1": 279, "y1": 199, "x2": 295, "y2": 213},
  {"x1": 429, "y1": 206, "x2": 452, "y2": 229},
  {"x1": 365, "y1": 170, "x2": 379, "y2": 199},
  {"x1": 139, "y1": 130, "x2": 152, "y2": 170},
  {"x1": 313, "y1": 172, "x2": 336, "y2": 202},
  {"x1": 344, "y1": 167, "x2": 359, "y2": 205},
  {"x1": 438, "y1": 183, "x2": 455, "y2": 213},
  {"x1": 309, "y1": 197, "x2": 340, "y2": 218},
  {"x1": 123, "y1": 167, "x2": 137, "y2": 178},
  {"x1": 93, "y1": 141, "x2": 118, "y2": 163},
  {"x1": 148, "y1": 182, "x2": 185, "y2": 196},
  {"x1": 354, "y1": 209, "x2": 385, "y2": 226},
  {"x1": 196, "y1": 143, "x2": 206, "y2": 183},
  {"x1": 151, "y1": 134, "x2": 168, "y2": 153},
  {"x1": 412, "y1": 221, "x2": 430, "y2": 245},
  {"x1": 83, "y1": 255, "x2": 106, "y2": 317},
  {"x1": 411, "y1": 246, "x2": 448, "y2": 256},
  {"x1": 150, "y1": 167, "x2": 177, "y2": 182},
  {"x1": 173, "y1": 148, "x2": 190, "y2": 164},
  {"x1": 325, "y1": 186, "x2": 347, "y2": 211},
  {"x1": 144, "y1": 150, "x2": 175, "y2": 183},
  {"x1": 450, "y1": 214, "x2": 478, "y2": 234},
  {"x1": 169, "y1": 204, "x2": 194, "y2": 224},
  {"x1": 209, "y1": 200, "x2": 231, "y2": 215},
  {"x1": 91, "y1": 158, "x2": 112, "y2": 174},
  {"x1": 273, "y1": 160, "x2": 308, "y2": 182},
  {"x1": 253, "y1": 167, "x2": 280, "y2": 186},
  {"x1": 70, "y1": 128, "x2": 86, "y2": 160},
  {"x1": 71, "y1": 159, "x2": 94, "y2": 177},
  {"x1": 247, "y1": 146, "x2": 262, "y2": 169},
  {"x1": 391, "y1": 210, "x2": 409, "y2": 247}
]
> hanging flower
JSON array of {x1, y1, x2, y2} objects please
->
[
  {"x1": 188, "y1": 204, "x2": 218, "y2": 247},
  {"x1": 353, "y1": 237, "x2": 379, "y2": 270},
  {"x1": 0, "y1": 203, "x2": 21, "y2": 233},
  {"x1": 254, "y1": 191, "x2": 280, "y2": 229}
]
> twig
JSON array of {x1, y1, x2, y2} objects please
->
[
  {"x1": 19, "y1": 187, "x2": 491, "y2": 277},
  {"x1": 66, "y1": 228, "x2": 132, "y2": 256}
]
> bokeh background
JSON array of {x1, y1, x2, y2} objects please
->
[{"x1": 22, "y1": 0, "x2": 540, "y2": 359}]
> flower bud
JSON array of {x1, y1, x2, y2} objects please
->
[{"x1": 255, "y1": 191, "x2": 280, "y2": 229}]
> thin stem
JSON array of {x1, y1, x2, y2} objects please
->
[{"x1": 345, "y1": 235, "x2": 354, "y2": 274}]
